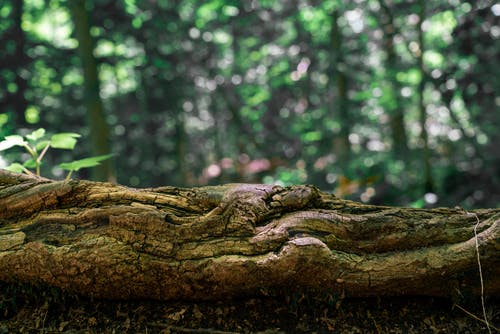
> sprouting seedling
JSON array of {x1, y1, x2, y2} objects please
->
[{"x1": 0, "y1": 128, "x2": 113, "y2": 180}]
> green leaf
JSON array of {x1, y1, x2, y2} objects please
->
[
  {"x1": 59, "y1": 154, "x2": 114, "y2": 172},
  {"x1": 410, "y1": 199, "x2": 425, "y2": 208},
  {"x1": 35, "y1": 140, "x2": 51, "y2": 151},
  {"x1": 4, "y1": 163, "x2": 25, "y2": 173},
  {"x1": 26, "y1": 128, "x2": 46, "y2": 142},
  {"x1": 0, "y1": 135, "x2": 27, "y2": 151},
  {"x1": 50, "y1": 133, "x2": 81, "y2": 150},
  {"x1": 23, "y1": 158, "x2": 37, "y2": 169}
]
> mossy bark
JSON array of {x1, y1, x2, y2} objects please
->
[{"x1": 0, "y1": 170, "x2": 498, "y2": 300}]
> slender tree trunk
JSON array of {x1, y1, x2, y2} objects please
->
[
  {"x1": 69, "y1": 0, "x2": 114, "y2": 182},
  {"x1": 12, "y1": 0, "x2": 29, "y2": 126},
  {"x1": 378, "y1": 0, "x2": 409, "y2": 159},
  {"x1": 0, "y1": 170, "x2": 498, "y2": 301},
  {"x1": 175, "y1": 110, "x2": 189, "y2": 185},
  {"x1": 417, "y1": 0, "x2": 433, "y2": 193},
  {"x1": 0, "y1": 0, "x2": 29, "y2": 127},
  {"x1": 330, "y1": 10, "x2": 351, "y2": 167}
]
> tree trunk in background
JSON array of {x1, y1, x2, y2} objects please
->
[
  {"x1": 1, "y1": 170, "x2": 498, "y2": 301},
  {"x1": 0, "y1": 0, "x2": 29, "y2": 128},
  {"x1": 329, "y1": 10, "x2": 351, "y2": 168},
  {"x1": 69, "y1": 0, "x2": 114, "y2": 182},
  {"x1": 12, "y1": 0, "x2": 28, "y2": 126},
  {"x1": 378, "y1": 0, "x2": 409, "y2": 159},
  {"x1": 175, "y1": 110, "x2": 189, "y2": 186},
  {"x1": 417, "y1": 1, "x2": 433, "y2": 193}
]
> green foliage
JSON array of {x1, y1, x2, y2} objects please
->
[
  {"x1": 0, "y1": 0, "x2": 497, "y2": 207},
  {"x1": 50, "y1": 133, "x2": 80, "y2": 150},
  {"x1": 59, "y1": 154, "x2": 114, "y2": 179},
  {"x1": 0, "y1": 128, "x2": 112, "y2": 180}
]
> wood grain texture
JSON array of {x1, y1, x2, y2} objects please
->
[{"x1": 1, "y1": 170, "x2": 498, "y2": 300}]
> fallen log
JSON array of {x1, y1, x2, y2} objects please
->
[{"x1": 0, "y1": 170, "x2": 498, "y2": 300}]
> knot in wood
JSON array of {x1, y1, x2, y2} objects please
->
[{"x1": 270, "y1": 185, "x2": 318, "y2": 210}]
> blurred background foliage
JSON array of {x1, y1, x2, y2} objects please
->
[{"x1": 0, "y1": 0, "x2": 499, "y2": 208}]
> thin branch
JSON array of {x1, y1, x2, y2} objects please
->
[
  {"x1": 469, "y1": 211, "x2": 492, "y2": 334},
  {"x1": 37, "y1": 141, "x2": 51, "y2": 164},
  {"x1": 453, "y1": 304, "x2": 499, "y2": 332}
]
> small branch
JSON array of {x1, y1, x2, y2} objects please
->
[
  {"x1": 37, "y1": 141, "x2": 51, "y2": 164},
  {"x1": 470, "y1": 210, "x2": 492, "y2": 334},
  {"x1": 453, "y1": 304, "x2": 499, "y2": 332}
]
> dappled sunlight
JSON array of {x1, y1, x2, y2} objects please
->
[{"x1": 0, "y1": 0, "x2": 498, "y2": 208}]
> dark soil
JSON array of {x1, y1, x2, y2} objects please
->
[{"x1": 0, "y1": 283, "x2": 498, "y2": 333}]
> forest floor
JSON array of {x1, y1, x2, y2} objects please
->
[{"x1": 0, "y1": 283, "x2": 498, "y2": 333}]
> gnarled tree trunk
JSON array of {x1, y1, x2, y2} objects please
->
[{"x1": 0, "y1": 170, "x2": 498, "y2": 300}]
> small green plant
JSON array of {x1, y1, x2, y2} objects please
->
[{"x1": 0, "y1": 128, "x2": 113, "y2": 180}]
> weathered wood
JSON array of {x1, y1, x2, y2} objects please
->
[{"x1": 0, "y1": 170, "x2": 498, "y2": 300}]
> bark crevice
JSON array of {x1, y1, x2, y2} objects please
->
[{"x1": 0, "y1": 170, "x2": 498, "y2": 300}]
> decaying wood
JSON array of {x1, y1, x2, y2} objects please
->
[{"x1": 0, "y1": 170, "x2": 498, "y2": 300}]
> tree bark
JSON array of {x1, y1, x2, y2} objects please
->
[{"x1": 0, "y1": 170, "x2": 498, "y2": 301}]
